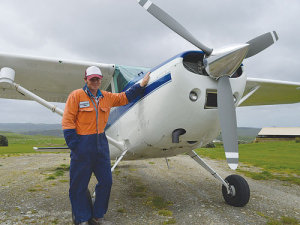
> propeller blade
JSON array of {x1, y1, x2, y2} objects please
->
[
  {"x1": 137, "y1": 0, "x2": 213, "y2": 56},
  {"x1": 245, "y1": 31, "x2": 279, "y2": 58},
  {"x1": 217, "y1": 76, "x2": 239, "y2": 170}
]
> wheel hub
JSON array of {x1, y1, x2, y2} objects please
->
[{"x1": 227, "y1": 185, "x2": 236, "y2": 197}]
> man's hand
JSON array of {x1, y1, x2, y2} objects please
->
[{"x1": 140, "y1": 71, "x2": 151, "y2": 87}]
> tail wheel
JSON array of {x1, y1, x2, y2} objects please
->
[
  {"x1": 72, "y1": 189, "x2": 92, "y2": 225},
  {"x1": 222, "y1": 174, "x2": 250, "y2": 207}
]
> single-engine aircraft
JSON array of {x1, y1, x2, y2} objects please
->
[{"x1": 1, "y1": 0, "x2": 300, "y2": 209}]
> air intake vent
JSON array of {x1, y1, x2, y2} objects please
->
[{"x1": 205, "y1": 89, "x2": 217, "y2": 109}]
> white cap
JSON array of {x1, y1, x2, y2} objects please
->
[{"x1": 85, "y1": 66, "x2": 103, "y2": 80}]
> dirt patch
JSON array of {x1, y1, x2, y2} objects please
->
[{"x1": 0, "y1": 154, "x2": 299, "y2": 224}]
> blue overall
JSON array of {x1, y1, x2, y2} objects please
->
[{"x1": 63, "y1": 83, "x2": 144, "y2": 223}]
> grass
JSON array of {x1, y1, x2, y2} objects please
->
[
  {"x1": 152, "y1": 196, "x2": 167, "y2": 209},
  {"x1": 59, "y1": 179, "x2": 69, "y2": 183},
  {"x1": 128, "y1": 178, "x2": 175, "y2": 221},
  {"x1": 45, "y1": 164, "x2": 70, "y2": 181},
  {"x1": 131, "y1": 185, "x2": 147, "y2": 198},
  {"x1": 0, "y1": 132, "x2": 65, "y2": 156},
  {"x1": 117, "y1": 208, "x2": 126, "y2": 213},
  {"x1": 195, "y1": 141, "x2": 300, "y2": 185},
  {"x1": 146, "y1": 196, "x2": 173, "y2": 210},
  {"x1": 266, "y1": 216, "x2": 299, "y2": 225},
  {"x1": 163, "y1": 219, "x2": 177, "y2": 225},
  {"x1": 28, "y1": 189, "x2": 38, "y2": 192},
  {"x1": 158, "y1": 210, "x2": 173, "y2": 216},
  {"x1": 46, "y1": 175, "x2": 56, "y2": 180},
  {"x1": 114, "y1": 170, "x2": 121, "y2": 175},
  {"x1": 280, "y1": 217, "x2": 299, "y2": 224}
]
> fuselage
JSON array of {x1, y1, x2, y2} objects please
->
[{"x1": 106, "y1": 51, "x2": 247, "y2": 160}]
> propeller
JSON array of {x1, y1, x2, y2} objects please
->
[
  {"x1": 137, "y1": 0, "x2": 278, "y2": 169},
  {"x1": 245, "y1": 31, "x2": 279, "y2": 58},
  {"x1": 217, "y1": 76, "x2": 239, "y2": 169},
  {"x1": 137, "y1": 0, "x2": 213, "y2": 56}
]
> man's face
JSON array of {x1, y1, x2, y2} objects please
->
[{"x1": 85, "y1": 77, "x2": 101, "y2": 93}]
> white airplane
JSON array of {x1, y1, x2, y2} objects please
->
[{"x1": 1, "y1": 0, "x2": 300, "y2": 208}]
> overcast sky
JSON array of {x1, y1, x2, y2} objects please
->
[{"x1": 0, "y1": 0, "x2": 299, "y2": 128}]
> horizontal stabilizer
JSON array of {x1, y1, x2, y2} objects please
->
[{"x1": 33, "y1": 147, "x2": 69, "y2": 152}]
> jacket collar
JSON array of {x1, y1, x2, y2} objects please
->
[{"x1": 83, "y1": 84, "x2": 103, "y2": 98}]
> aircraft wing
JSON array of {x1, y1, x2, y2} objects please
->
[
  {"x1": 240, "y1": 78, "x2": 300, "y2": 106},
  {"x1": 0, "y1": 52, "x2": 115, "y2": 103}
]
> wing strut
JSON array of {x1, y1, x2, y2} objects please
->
[
  {"x1": 237, "y1": 85, "x2": 260, "y2": 106},
  {"x1": 111, "y1": 149, "x2": 129, "y2": 172},
  {"x1": 0, "y1": 67, "x2": 64, "y2": 116}
]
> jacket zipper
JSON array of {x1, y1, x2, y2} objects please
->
[{"x1": 90, "y1": 97, "x2": 99, "y2": 151}]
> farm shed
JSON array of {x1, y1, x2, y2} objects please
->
[{"x1": 256, "y1": 127, "x2": 300, "y2": 142}]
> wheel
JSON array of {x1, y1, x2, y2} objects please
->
[
  {"x1": 72, "y1": 189, "x2": 93, "y2": 224},
  {"x1": 222, "y1": 174, "x2": 250, "y2": 207}
]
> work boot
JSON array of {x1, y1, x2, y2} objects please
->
[
  {"x1": 90, "y1": 217, "x2": 113, "y2": 225},
  {"x1": 78, "y1": 222, "x2": 89, "y2": 225}
]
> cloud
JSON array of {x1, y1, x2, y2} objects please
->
[{"x1": 0, "y1": 0, "x2": 299, "y2": 127}]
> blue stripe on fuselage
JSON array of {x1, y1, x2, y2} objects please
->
[
  {"x1": 105, "y1": 73, "x2": 172, "y2": 131},
  {"x1": 105, "y1": 50, "x2": 204, "y2": 131}
]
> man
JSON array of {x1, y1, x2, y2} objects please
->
[{"x1": 62, "y1": 66, "x2": 150, "y2": 225}]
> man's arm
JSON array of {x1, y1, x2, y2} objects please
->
[
  {"x1": 62, "y1": 92, "x2": 80, "y2": 150},
  {"x1": 140, "y1": 71, "x2": 151, "y2": 87},
  {"x1": 125, "y1": 71, "x2": 151, "y2": 102},
  {"x1": 107, "y1": 71, "x2": 151, "y2": 106}
]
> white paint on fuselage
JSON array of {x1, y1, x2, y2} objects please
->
[{"x1": 107, "y1": 56, "x2": 247, "y2": 160}]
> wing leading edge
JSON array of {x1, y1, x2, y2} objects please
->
[
  {"x1": 1, "y1": 52, "x2": 300, "y2": 107},
  {"x1": 240, "y1": 78, "x2": 300, "y2": 107},
  {"x1": 0, "y1": 52, "x2": 115, "y2": 102}
]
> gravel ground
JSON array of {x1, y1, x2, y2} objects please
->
[{"x1": 0, "y1": 153, "x2": 299, "y2": 225}]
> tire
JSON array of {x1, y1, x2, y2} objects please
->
[
  {"x1": 222, "y1": 174, "x2": 250, "y2": 207},
  {"x1": 72, "y1": 189, "x2": 93, "y2": 224}
]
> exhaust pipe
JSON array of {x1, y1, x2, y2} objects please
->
[{"x1": 172, "y1": 128, "x2": 186, "y2": 143}]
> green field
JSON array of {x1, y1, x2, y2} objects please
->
[
  {"x1": 1, "y1": 132, "x2": 300, "y2": 185},
  {"x1": 195, "y1": 141, "x2": 300, "y2": 185},
  {"x1": 0, "y1": 132, "x2": 65, "y2": 155}
]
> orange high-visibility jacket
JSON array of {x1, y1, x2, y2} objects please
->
[{"x1": 62, "y1": 89, "x2": 128, "y2": 135}]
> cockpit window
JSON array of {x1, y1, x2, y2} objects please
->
[
  {"x1": 113, "y1": 65, "x2": 149, "y2": 93},
  {"x1": 105, "y1": 83, "x2": 112, "y2": 92}
]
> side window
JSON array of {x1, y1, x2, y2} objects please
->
[
  {"x1": 113, "y1": 68, "x2": 128, "y2": 93},
  {"x1": 106, "y1": 83, "x2": 112, "y2": 92},
  {"x1": 112, "y1": 65, "x2": 150, "y2": 93}
]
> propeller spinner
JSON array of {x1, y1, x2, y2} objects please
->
[{"x1": 137, "y1": 0, "x2": 278, "y2": 169}]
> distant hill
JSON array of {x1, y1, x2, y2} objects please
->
[
  {"x1": 237, "y1": 127, "x2": 261, "y2": 140},
  {"x1": 0, "y1": 123, "x2": 63, "y2": 137}
]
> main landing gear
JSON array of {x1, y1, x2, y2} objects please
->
[{"x1": 188, "y1": 150, "x2": 250, "y2": 207}]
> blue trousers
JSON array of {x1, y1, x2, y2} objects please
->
[{"x1": 69, "y1": 147, "x2": 112, "y2": 223}]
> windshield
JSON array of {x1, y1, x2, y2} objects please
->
[{"x1": 113, "y1": 65, "x2": 149, "y2": 93}]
